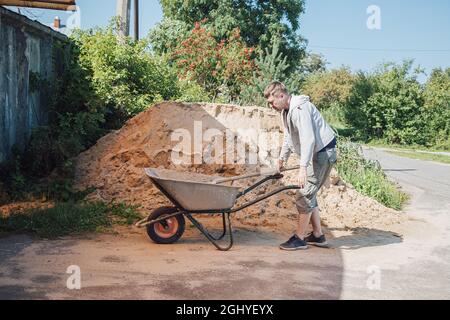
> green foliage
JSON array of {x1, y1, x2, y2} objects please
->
[
  {"x1": 0, "y1": 147, "x2": 32, "y2": 200},
  {"x1": 148, "y1": 17, "x2": 191, "y2": 54},
  {"x1": 72, "y1": 26, "x2": 180, "y2": 118},
  {"x1": 239, "y1": 43, "x2": 330, "y2": 107},
  {"x1": 0, "y1": 201, "x2": 142, "y2": 238},
  {"x1": 344, "y1": 61, "x2": 426, "y2": 144},
  {"x1": 301, "y1": 67, "x2": 356, "y2": 111},
  {"x1": 1, "y1": 24, "x2": 185, "y2": 202},
  {"x1": 171, "y1": 22, "x2": 256, "y2": 101},
  {"x1": 336, "y1": 140, "x2": 408, "y2": 210},
  {"x1": 422, "y1": 68, "x2": 450, "y2": 149},
  {"x1": 239, "y1": 38, "x2": 290, "y2": 107},
  {"x1": 175, "y1": 79, "x2": 212, "y2": 103},
  {"x1": 155, "y1": 0, "x2": 307, "y2": 71},
  {"x1": 298, "y1": 53, "x2": 328, "y2": 75}
]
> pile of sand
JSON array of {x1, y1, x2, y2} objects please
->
[{"x1": 73, "y1": 102, "x2": 407, "y2": 232}]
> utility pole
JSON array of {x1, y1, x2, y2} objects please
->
[
  {"x1": 116, "y1": 0, "x2": 131, "y2": 41},
  {"x1": 134, "y1": 0, "x2": 139, "y2": 41}
]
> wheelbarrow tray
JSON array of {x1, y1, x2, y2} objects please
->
[{"x1": 144, "y1": 168, "x2": 241, "y2": 211}]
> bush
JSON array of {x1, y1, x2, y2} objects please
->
[
  {"x1": 73, "y1": 26, "x2": 180, "y2": 119},
  {"x1": 422, "y1": 68, "x2": 450, "y2": 149},
  {"x1": 175, "y1": 79, "x2": 212, "y2": 103},
  {"x1": 344, "y1": 61, "x2": 426, "y2": 144},
  {"x1": 0, "y1": 24, "x2": 184, "y2": 201},
  {"x1": 336, "y1": 140, "x2": 408, "y2": 210},
  {"x1": 301, "y1": 67, "x2": 355, "y2": 111}
]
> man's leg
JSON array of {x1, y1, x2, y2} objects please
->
[
  {"x1": 296, "y1": 207, "x2": 322, "y2": 239},
  {"x1": 310, "y1": 207, "x2": 323, "y2": 237},
  {"x1": 296, "y1": 212, "x2": 312, "y2": 240},
  {"x1": 308, "y1": 148, "x2": 337, "y2": 238}
]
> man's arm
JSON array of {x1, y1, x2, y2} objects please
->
[
  {"x1": 277, "y1": 129, "x2": 292, "y2": 172},
  {"x1": 297, "y1": 103, "x2": 316, "y2": 168},
  {"x1": 279, "y1": 129, "x2": 293, "y2": 162}
]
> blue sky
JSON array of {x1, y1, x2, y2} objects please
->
[{"x1": 7, "y1": 0, "x2": 450, "y2": 80}]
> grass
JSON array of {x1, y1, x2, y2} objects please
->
[
  {"x1": 0, "y1": 201, "x2": 142, "y2": 238},
  {"x1": 336, "y1": 140, "x2": 408, "y2": 210},
  {"x1": 366, "y1": 139, "x2": 450, "y2": 153},
  {"x1": 387, "y1": 150, "x2": 450, "y2": 165}
]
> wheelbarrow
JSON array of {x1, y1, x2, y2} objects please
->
[{"x1": 135, "y1": 166, "x2": 302, "y2": 251}]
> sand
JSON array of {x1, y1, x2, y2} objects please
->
[{"x1": 71, "y1": 102, "x2": 407, "y2": 233}]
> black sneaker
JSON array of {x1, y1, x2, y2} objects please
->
[
  {"x1": 279, "y1": 234, "x2": 308, "y2": 251},
  {"x1": 304, "y1": 232, "x2": 329, "y2": 247}
]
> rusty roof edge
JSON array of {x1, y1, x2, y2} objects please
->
[{"x1": 0, "y1": 5, "x2": 69, "y2": 42}]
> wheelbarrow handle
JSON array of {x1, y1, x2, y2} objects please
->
[{"x1": 212, "y1": 165, "x2": 300, "y2": 184}]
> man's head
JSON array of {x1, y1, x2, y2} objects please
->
[{"x1": 264, "y1": 81, "x2": 290, "y2": 111}]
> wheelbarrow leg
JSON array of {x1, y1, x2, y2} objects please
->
[
  {"x1": 207, "y1": 213, "x2": 227, "y2": 241},
  {"x1": 185, "y1": 213, "x2": 233, "y2": 251}
]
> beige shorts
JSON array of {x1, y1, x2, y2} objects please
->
[{"x1": 295, "y1": 148, "x2": 337, "y2": 214}]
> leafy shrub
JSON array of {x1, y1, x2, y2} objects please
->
[
  {"x1": 422, "y1": 68, "x2": 450, "y2": 149},
  {"x1": 148, "y1": 17, "x2": 191, "y2": 55},
  {"x1": 344, "y1": 61, "x2": 426, "y2": 144},
  {"x1": 301, "y1": 67, "x2": 355, "y2": 111},
  {"x1": 0, "y1": 24, "x2": 184, "y2": 201},
  {"x1": 175, "y1": 79, "x2": 212, "y2": 103},
  {"x1": 72, "y1": 26, "x2": 180, "y2": 118},
  {"x1": 336, "y1": 140, "x2": 408, "y2": 210}
]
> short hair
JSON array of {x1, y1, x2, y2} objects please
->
[{"x1": 264, "y1": 81, "x2": 288, "y2": 98}]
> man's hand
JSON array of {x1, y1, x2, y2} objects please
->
[
  {"x1": 277, "y1": 159, "x2": 285, "y2": 173},
  {"x1": 298, "y1": 166, "x2": 308, "y2": 188}
]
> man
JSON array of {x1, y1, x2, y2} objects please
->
[{"x1": 264, "y1": 81, "x2": 337, "y2": 251}]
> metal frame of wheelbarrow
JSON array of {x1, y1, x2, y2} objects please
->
[{"x1": 140, "y1": 173, "x2": 302, "y2": 251}]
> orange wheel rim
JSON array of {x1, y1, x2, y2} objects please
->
[{"x1": 154, "y1": 216, "x2": 179, "y2": 238}]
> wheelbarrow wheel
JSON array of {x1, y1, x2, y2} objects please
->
[{"x1": 146, "y1": 206, "x2": 185, "y2": 244}]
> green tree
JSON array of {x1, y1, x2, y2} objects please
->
[
  {"x1": 73, "y1": 26, "x2": 180, "y2": 122},
  {"x1": 301, "y1": 67, "x2": 355, "y2": 110},
  {"x1": 239, "y1": 38, "x2": 290, "y2": 107},
  {"x1": 171, "y1": 22, "x2": 256, "y2": 101},
  {"x1": 299, "y1": 53, "x2": 328, "y2": 74},
  {"x1": 152, "y1": 0, "x2": 306, "y2": 71},
  {"x1": 344, "y1": 61, "x2": 425, "y2": 144},
  {"x1": 422, "y1": 68, "x2": 450, "y2": 148}
]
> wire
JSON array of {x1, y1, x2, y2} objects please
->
[{"x1": 310, "y1": 45, "x2": 450, "y2": 53}]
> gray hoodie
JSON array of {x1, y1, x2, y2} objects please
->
[{"x1": 280, "y1": 95, "x2": 336, "y2": 167}]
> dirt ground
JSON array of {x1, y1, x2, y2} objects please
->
[{"x1": 4, "y1": 103, "x2": 441, "y2": 300}]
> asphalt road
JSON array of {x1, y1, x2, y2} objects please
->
[{"x1": 362, "y1": 147, "x2": 450, "y2": 216}]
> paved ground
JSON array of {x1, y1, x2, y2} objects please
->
[
  {"x1": 0, "y1": 147, "x2": 449, "y2": 299},
  {"x1": 340, "y1": 147, "x2": 450, "y2": 299}
]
